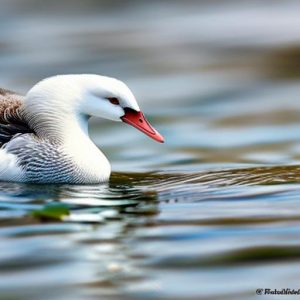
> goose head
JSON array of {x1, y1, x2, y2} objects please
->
[{"x1": 25, "y1": 74, "x2": 164, "y2": 143}]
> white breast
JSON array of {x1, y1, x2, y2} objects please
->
[
  {"x1": 0, "y1": 148, "x2": 24, "y2": 182},
  {"x1": 62, "y1": 131, "x2": 111, "y2": 183}
]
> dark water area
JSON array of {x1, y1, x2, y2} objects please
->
[{"x1": 1, "y1": 0, "x2": 300, "y2": 299}]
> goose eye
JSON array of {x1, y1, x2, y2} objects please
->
[{"x1": 107, "y1": 97, "x2": 120, "y2": 105}]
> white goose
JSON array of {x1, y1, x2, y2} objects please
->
[{"x1": 0, "y1": 74, "x2": 164, "y2": 184}]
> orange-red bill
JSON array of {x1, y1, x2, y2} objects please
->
[{"x1": 121, "y1": 108, "x2": 164, "y2": 143}]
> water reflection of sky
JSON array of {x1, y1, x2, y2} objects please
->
[{"x1": 1, "y1": 1, "x2": 300, "y2": 300}]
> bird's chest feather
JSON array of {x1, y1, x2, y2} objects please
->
[{"x1": 9, "y1": 135, "x2": 111, "y2": 184}]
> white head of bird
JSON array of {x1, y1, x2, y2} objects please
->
[{"x1": 23, "y1": 74, "x2": 164, "y2": 143}]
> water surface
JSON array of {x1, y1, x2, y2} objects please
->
[{"x1": 1, "y1": 1, "x2": 300, "y2": 299}]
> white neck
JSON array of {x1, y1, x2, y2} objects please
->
[
  {"x1": 62, "y1": 114, "x2": 111, "y2": 182},
  {"x1": 21, "y1": 105, "x2": 111, "y2": 183}
]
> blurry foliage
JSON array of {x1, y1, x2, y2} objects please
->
[
  {"x1": 266, "y1": 46, "x2": 300, "y2": 79},
  {"x1": 32, "y1": 203, "x2": 70, "y2": 221}
]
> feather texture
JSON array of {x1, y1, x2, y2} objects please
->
[
  {"x1": 0, "y1": 74, "x2": 144, "y2": 183},
  {"x1": 0, "y1": 83, "x2": 111, "y2": 183},
  {"x1": 0, "y1": 88, "x2": 33, "y2": 147}
]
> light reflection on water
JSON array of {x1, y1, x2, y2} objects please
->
[{"x1": 1, "y1": 0, "x2": 300, "y2": 299}]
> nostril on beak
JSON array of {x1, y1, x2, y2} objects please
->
[{"x1": 139, "y1": 118, "x2": 143, "y2": 123}]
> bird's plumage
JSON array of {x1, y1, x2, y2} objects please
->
[
  {"x1": 0, "y1": 89, "x2": 33, "y2": 146},
  {"x1": 0, "y1": 74, "x2": 163, "y2": 184}
]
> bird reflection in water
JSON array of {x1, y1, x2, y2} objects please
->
[{"x1": 0, "y1": 173, "x2": 159, "y2": 223}]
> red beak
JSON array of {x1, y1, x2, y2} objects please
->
[{"x1": 121, "y1": 108, "x2": 164, "y2": 143}]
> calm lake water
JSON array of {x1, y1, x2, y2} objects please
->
[{"x1": 1, "y1": 1, "x2": 300, "y2": 299}]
